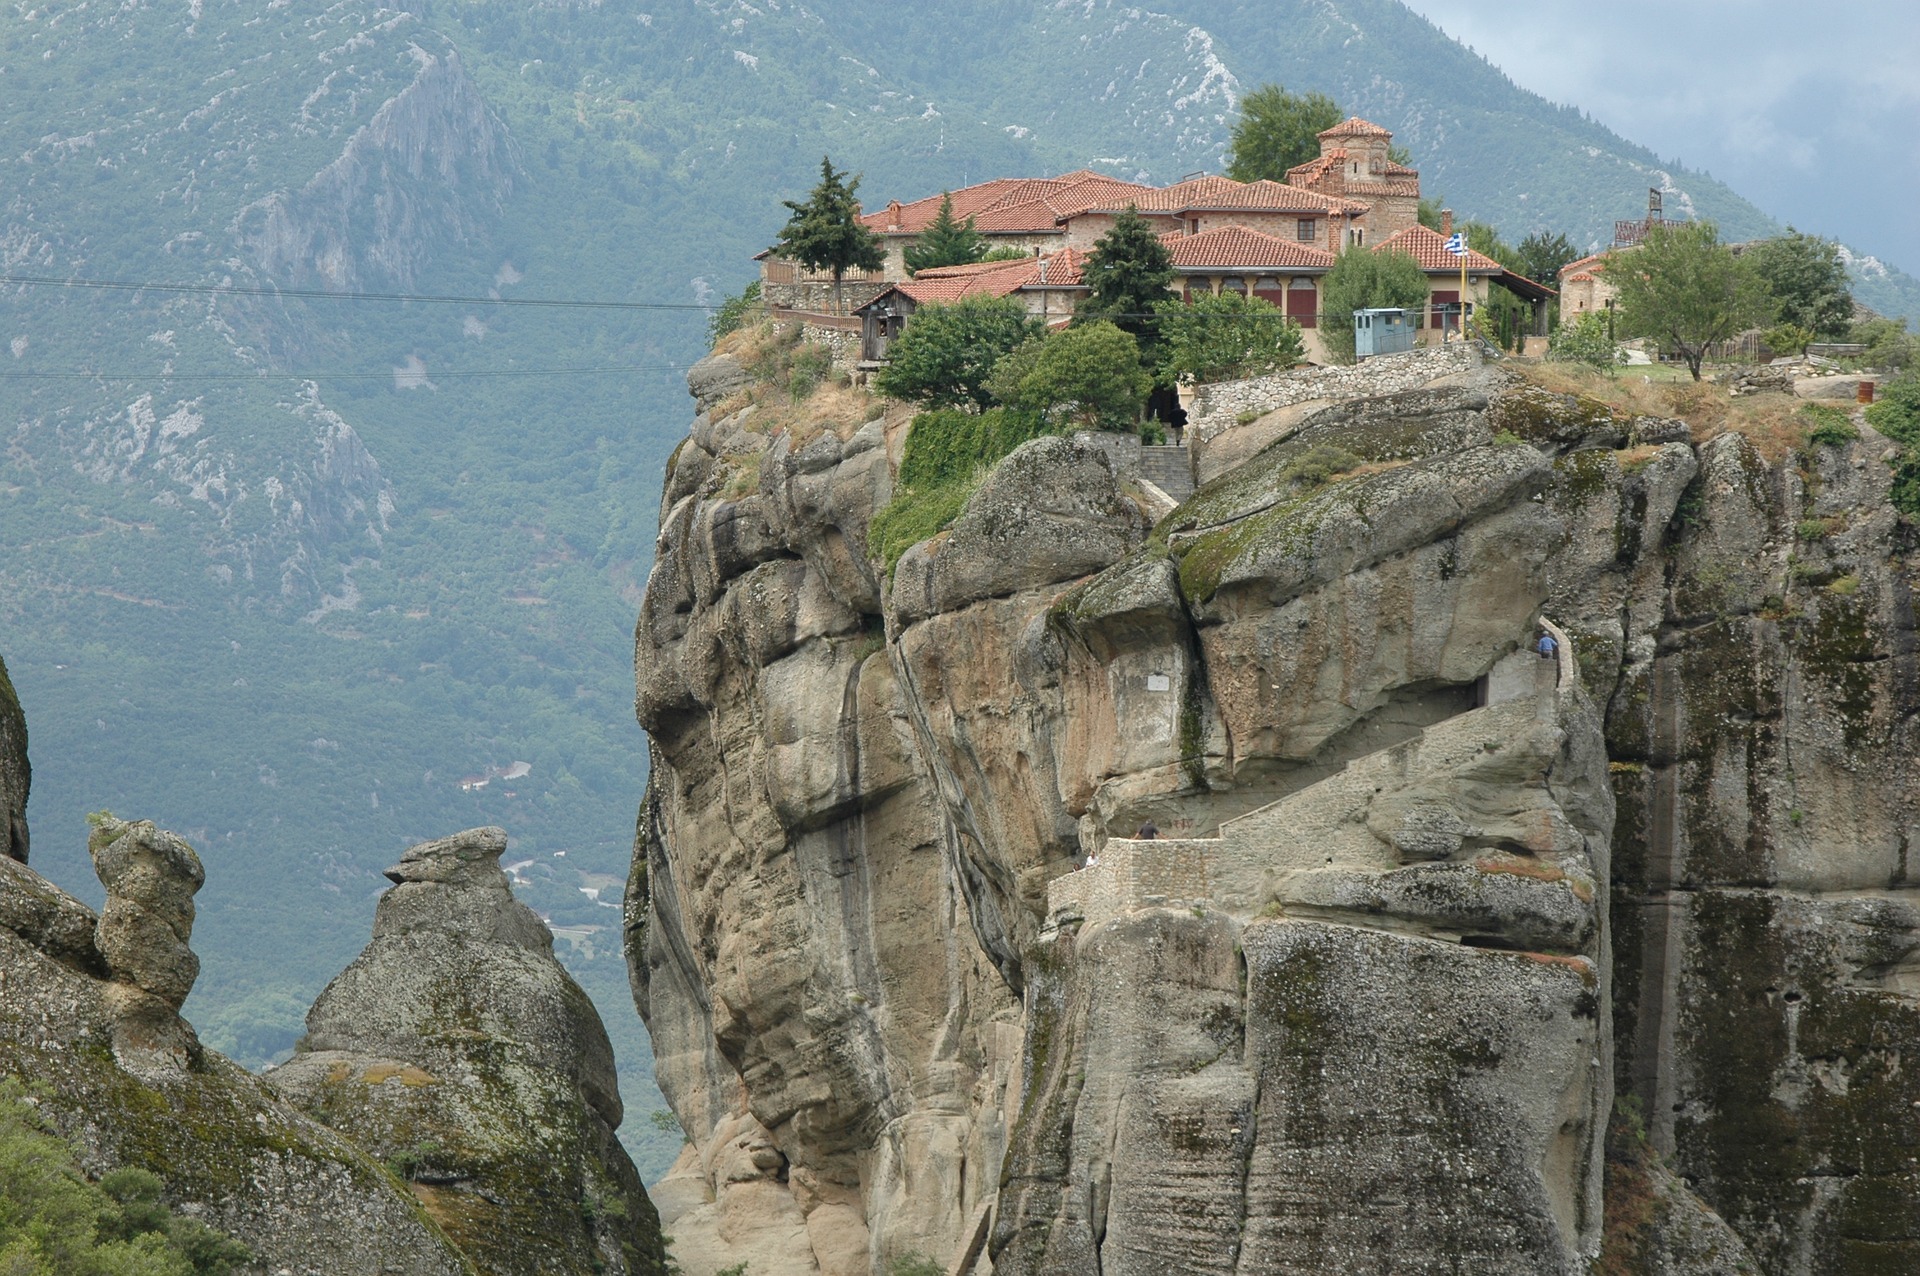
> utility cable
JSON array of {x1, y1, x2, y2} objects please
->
[{"x1": 0, "y1": 272, "x2": 720, "y2": 312}]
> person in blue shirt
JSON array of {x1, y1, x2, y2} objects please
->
[{"x1": 1537, "y1": 631, "x2": 1558, "y2": 661}]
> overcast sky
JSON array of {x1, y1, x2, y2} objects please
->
[{"x1": 1395, "y1": 0, "x2": 1920, "y2": 271}]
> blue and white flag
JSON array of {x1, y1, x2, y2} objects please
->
[{"x1": 1444, "y1": 232, "x2": 1468, "y2": 257}]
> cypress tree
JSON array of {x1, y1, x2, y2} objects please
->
[
  {"x1": 903, "y1": 194, "x2": 987, "y2": 276},
  {"x1": 1079, "y1": 205, "x2": 1176, "y2": 365},
  {"x1": 774, "y1": 156, "x2": 887, "y2": 314}
]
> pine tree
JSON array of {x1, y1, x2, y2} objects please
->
[
  {"x1": 1079, "y1": 206, "x2": 1176, "y2": 366},
  {"x1": 774, "y1": 156, "x2": 886, "y2": 314},
  {"x1": 902, "y1": 194, "x2": 987, "y2": 277}
]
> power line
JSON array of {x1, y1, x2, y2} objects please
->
[
  {"x1": 0, "y1": 272, "x2": 721, "y2": 312},
  {"x1": 0, "y1": 363, "x2": 693, "y2": 382}
]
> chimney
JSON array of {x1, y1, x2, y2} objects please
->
[
  {"x1": 887, "y1": 199, "x2": 903, "y2": 230},
  {"x1": 1440, "y1": 210, "x2": 1453, "y2": 237}
]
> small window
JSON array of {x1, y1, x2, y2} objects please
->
[{"x1": 1296, "y1": 219, "x2": 1316, "y2": 242}]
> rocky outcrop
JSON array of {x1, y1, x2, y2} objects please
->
[
  {"x1": 0, "y1": 818, "x2": 470, "y2": 1274},
  {"x1": 633, "y1": 344, "x2": 1920, "y2": 1275},
  {"x1": 269, "y1": 827, "x2": 667, "y2": 1276},
  {"x1": 0, "y1": 654, "x2": 26, "y2": 864}
]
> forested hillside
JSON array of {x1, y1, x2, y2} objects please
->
[{"x1": 1, "y1": 0, "x2": 1911, "y2": 1183}]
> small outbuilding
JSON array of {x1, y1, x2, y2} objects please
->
[{"x1": 1354, "y1": 308, "x2": 1413, "y2": 359}]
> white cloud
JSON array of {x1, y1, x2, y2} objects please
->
[{"x1": 1398, "y1": 0, "x2": 1919, "y2": 265}]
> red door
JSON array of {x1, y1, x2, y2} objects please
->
[
  {"x1": 1286, "y1": 281, "x2": 1318, "y2": 328},
  {"x1": 1430, "y1": 289, "x2": 1460, "y2": 331}
]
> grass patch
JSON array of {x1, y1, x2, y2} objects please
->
[
  {"x1": 1515, "y1": 361, "x2": 1808, "y2": 461},
  {"x1": 867, "y1": 407, "x2": 1063, "y2": 572}
]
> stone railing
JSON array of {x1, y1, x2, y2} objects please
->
[{"x1": 1186, "y1": 344, "x2": 1480, "y2": 445}]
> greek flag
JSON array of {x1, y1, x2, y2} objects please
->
[{"x1": 1444, "y1": 232, "x2": 1467, "y2": 257}]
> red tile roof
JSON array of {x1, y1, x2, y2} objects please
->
[
  {"x1": 1319, "y1": 116, "x2": 1394, "y2": 140},
  {"x1": 1373, "y1": 224, "x2": 1504, "y2": 274},
  {"x1": 1115, "y1": 175, "x2": 1368, "y2": 217},
  {"x1": 858, "y1": 172, "x2": 1155, "y2": 236},
  {"x1": 1163, "y1": 226, "x2": 1337, "y2": 271},
  {"x1": 878, "y1": 249, "x2": 1091, "y2": 305},
  {"x1": 1558, "y1": 252, "x2": 1613, "y2": 279}
]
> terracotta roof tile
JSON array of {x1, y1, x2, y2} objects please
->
[
  {"x1": 876, "y1": 249, "x2": 1090, "y2": 306},
  {"x1": 1373, "y1": 224, "x2": 1503, "y2": 273},
  {"x1": 1164, "y1": 226, "x2": 1338, "y2": 271},
  {"x1": 1318, "y1": 116, "x2": 1394, "y2": 139},
  {"x1": 1347, "y1": 177, "x2": 1422, "y2": 198},
  {"x1": 1114, "y1": 175, "x2": 1367, "y2": 217},
  {"x1": 859, "y1": 172, "x2": 1155, "y2": 236},
  {"x1": 1558, "y1": 252, "x2": 1613, "y2": 279}
]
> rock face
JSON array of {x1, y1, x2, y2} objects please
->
[
  {"x1": 632, "y1": 345, "x2": 1920, "y2": 1275},
  {"x1": 269, "y1": 827, "x2": 667, "y2": 1276}
]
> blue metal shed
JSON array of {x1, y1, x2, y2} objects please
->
[{"x1": 1354, "y1": 308, "x2": 1413, "y2": 359}]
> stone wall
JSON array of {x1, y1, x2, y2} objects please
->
[
  {"x1": 765, "y1": 280, "x2": 888, "y2": 314},
  {"x1": 799, "y1": 321, "x2": 862, "y2": 370},
  {"x1": 1046, "y1": 838, "x2": 1212, "y2": 927},
  {"x1": 1186, "y1": 343, "x2": 1480, "y2": 445}
]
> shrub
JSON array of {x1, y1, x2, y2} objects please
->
[
  {"x1": 1764, "y1": 323, "x2": 1815, "y2": 357},
  {"x1": 889, "y1": 1254, "x2": 944, "y2": 1276},
  {"x1": 1548, "y1": 313, "x2": 1625, "y2": 374},
  {"x1": 1866, "y1": 369, "x2": 1920, "y2": 515},
  {"x1": 708, "y1": 280, "x2": 763, "y2": 346},
  {"x1": 1155, "y1": 292, "x2": 1304, "y2": 385},
  {"x1": 1281, "y1": 444, "x2": 1363, "y2": 488},
  {"x1": 1802, "y1": 404, "x2": 1857, "y2": 448},
  {"x1": 787, "y1": 345, "x2": 834, "y2": 401},
  {"x1": 0, "y1": 1082, "x2": 252, "y2": 1274},
  {"x1": 868, "y1": 407, "x2": 1061, "y2": 571}
]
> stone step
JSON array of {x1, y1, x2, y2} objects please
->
[{"x1": 1140, "y1": 445, "x2": 1194, "y2": 501}]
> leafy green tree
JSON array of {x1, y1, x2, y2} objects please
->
[
  {"x1": 1613, "y1": 221, "x2": 1772, "y2": 380},
  {"x1": 774, "y1": 155, "x2": 886, "y2": 314},
  {"x1": 1548, "y1": 313, "x2": 1625, "y2": 374},
  {"x1": 1318, "y1": 246, "x2": 1432, "y2": 363},
  {"x1": 707, "y1": 280, "x2": 762, "y2": 346},
  {"x1": 1417, "y1": 199, "x2": 1445, "y2": 231},
  {"x1": 1005, "y1": 322, "x2": 1151, "y2": 429},
  {"x1": 1745, "y1": 228, "x2": 1854, "y2": 339},
  {"x1": 874, "y1": 296, "x2": 1042, "y2": 411},
  {"x1": 980, "y1": 245, "x2": 1030, "y2": 263},
  {"x1": 1513, "y1": 231, "x2": 1579, "y2": 289},
  {"x1": 1226, "y1": 84, "x2": 1342, "y2": 182},
  {"x1": 1155, "y1": 292, "x2": 1304, "y2": 383},
  {"x1": 1079, "y1": 207, "x2": 1176, "y2": 365},
  {"x1": 902, "y1": 194, "x2": 987, "y2": 277}
]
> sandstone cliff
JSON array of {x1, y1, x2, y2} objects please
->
[{"x1": 631, "y1": 338, "x2": 1920, "y2": 1275}]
